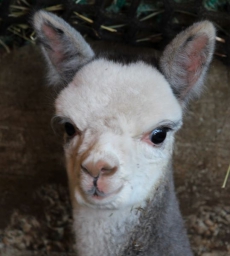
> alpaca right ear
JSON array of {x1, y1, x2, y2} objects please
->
[
  {"x1": 160, "y1": 21, "x2": 215, "y2": 106},
  {"x1": 33, "y1": 11, "x2": 95, "y2": 86}
]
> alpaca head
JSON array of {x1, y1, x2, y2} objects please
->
[{"x1": 33, "y1": 11, "x2": 215, "y2": 210}]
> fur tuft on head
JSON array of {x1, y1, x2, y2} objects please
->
[
  {"x1": 33, "y1": 10, "x2": 95, "y2": 86},
  {"x1": 160, "y1": 21, "x2": 216, "y2": 107}
]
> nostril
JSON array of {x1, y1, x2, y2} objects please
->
[
  {"x1": 81, "y1": 163, "x2": 100, "y2": 178},
  {"x1": 100, "y1": 166, "x2": 117, "y2": 176},
  {"x1": 81, "y1": 164, "x2": 89, "y2": 174}
]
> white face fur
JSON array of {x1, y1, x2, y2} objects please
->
[
  {"x1": 55, "y1": 59, "x2": 182, "y2": 209},
  {"x1": 33, "y1": 11, "x2": 215, "y2": 210}
]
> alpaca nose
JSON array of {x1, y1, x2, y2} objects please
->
[{"x1": 81, "y1": 160, "x2": 118, "y2": 178}]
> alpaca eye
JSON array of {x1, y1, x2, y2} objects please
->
[
  {"x1": 64, "y1": 122, "x2": 76, "y2": 136},
  {"x1": 150, "y1": 128, "x2": 169, "y2": 144}
]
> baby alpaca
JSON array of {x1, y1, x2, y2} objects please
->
[{"x1": 33, "y1": 11, "x2": 215, "y2": 256}]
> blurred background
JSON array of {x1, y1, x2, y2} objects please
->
[{"x1": 0, "y1": 1, "x2": 230, "y2": 255}]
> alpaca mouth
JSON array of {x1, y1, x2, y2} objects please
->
[
  {"x1": 87, "y1": 187, "x2": 106, "y2": 197},
  {"x1": 86, "y1": 186, "x2": 123, "y2": 200}
]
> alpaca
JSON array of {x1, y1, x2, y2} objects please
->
[{"x1": 33, "y1": 11, "x2": 215, "y2": 256}]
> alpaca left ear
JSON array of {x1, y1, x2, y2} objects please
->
[
  {"x1": 33, "y1": 10, "x2": 95, "y2": 86},
  {"x1": 160, "y1": 21, "x2": 216, "y2": 105}
]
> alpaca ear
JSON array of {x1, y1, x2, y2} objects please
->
[
  {"x1": 33, "y1": 11, "x2": 95, "y2": 86},
  {"x1": 160, "y1": 21, "x2": 216, "y2": 105}
]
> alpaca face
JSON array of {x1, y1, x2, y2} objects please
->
[
  {"x1": 33, "y1": 11, "x2": 215, "y2": 210},
  {"x1": 55, "y1": 59, "x2": 182, "y2": 209}
]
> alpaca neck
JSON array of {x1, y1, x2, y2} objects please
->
[{"x1": 73, "y1": 202, "x2": 144, "y2": 256}]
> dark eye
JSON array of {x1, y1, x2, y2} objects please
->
[
  {"x1": 150, "y1": 128, "x2": 169, "y2": 144},
  {"x1": 64, "y1": 122, "x2": 76, "y2": 136}
]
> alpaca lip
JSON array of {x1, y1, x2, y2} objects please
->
[{"x1": 87, "y1": 186, "x2": 123, "y2": 200}]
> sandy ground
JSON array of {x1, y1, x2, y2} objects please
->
[{"x1": 0, "y1": 43, "x2": 229, "y2": 256}]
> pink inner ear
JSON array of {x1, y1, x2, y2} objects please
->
[
  {"x1": 43, "y1": 23, "x2": 57, "y2": 40},
  {"x1": 42, "y1": 24, "x2": 65, "y2": 69},
  {"x1": 187, "y1": 36, "x2": 208, "y2": 72},
  {"x1": 181, "y1": 35, "x2": 209, "y2": 98}
]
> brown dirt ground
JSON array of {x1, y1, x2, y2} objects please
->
[{"x1": 0, "y1": 42, "x2": 230, "y2": 256}]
